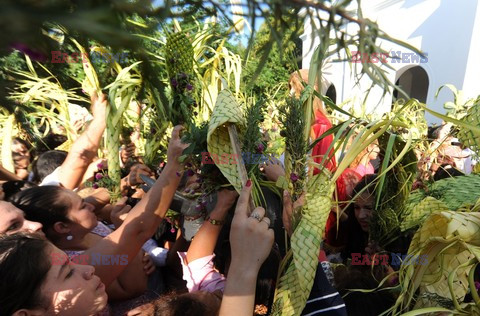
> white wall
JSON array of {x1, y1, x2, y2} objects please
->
[{"x1": 301, "y1": 0, "x2": 480, "y2": 123}]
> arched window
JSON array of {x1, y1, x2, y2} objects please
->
[
  {"x1": 325, "y1": 83, "x2": 337, "y2": 104},
  {"x1": 392, "y1": 66, "x2": 429, "y2": 103}
]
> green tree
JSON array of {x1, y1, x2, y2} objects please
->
[{"x1": 242, "y1": 14, "x2": 303, "y2": 98}]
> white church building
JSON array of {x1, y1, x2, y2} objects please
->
[{"x1": 300, "y1": 0, "x2": 480, "y2": 123}]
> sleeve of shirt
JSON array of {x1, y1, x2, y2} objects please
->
[
  {"x1": 301, "y1": 263, "x2": 347, "y2": 316},
  {"x1": 178, "y1": 252, "x2": 226, "y2": 293}
]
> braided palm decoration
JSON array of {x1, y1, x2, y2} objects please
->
[
  {"x1": 207, "y1": 89, "x2": 245, "y2": 192},
  {"x1": 392, "y1": 210, "x2": 480, "y2": 315},
  {"x1": 401, "y1": 175, "x2": 480, "y2": 232},
  {"x1": 457, "y1": 98, "x2": 480, "y2": 153},
  {"x1": 272, "y1": 170, "x2": 334, "y2": 315},
  {"x1": 105, "y1": 62, "x2": 142, "y2": 199},
  {"x1": 165, "y1": 30, "x2": 195, "y2": 126}
]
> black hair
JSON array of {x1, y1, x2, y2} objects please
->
[
  {"x1": 0, "y1": 232, "x2": 51, "y2": 316},
  {"x1": 334, "y1": 264, "x2": 397, "y2": 316},
  {"x1": 433, "y1": 165, "x2": 465, "y2": 181},
  {"x1": 31, "y1": 150, "x2": 67, "y2": 183},
  {"x1": 9, "y1": 186, "x2": 72, "y2": 240},
  {"x1": 1, "y1": 180, "x2": 36, "y2": 201},
  {"x1": 342, "y1": 174, "x2": 378, "y2": 261},
  {"x1": 149, "y1": 291, "x2": 209, "y2": 316},
  {"x1": 36, "y1": 133, "x2": 68, "y2": 154},
  {"x1": 428, "y1": 125, "x2": 443, "y2": 141}
]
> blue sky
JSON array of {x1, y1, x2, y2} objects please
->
[{"x1": 152, "y1": 0, "x2": 264, "y2": 46}]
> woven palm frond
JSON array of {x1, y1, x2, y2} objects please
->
[
  {"x1": 369, "y1": 131, "x2": 417, "y2": 247},
  {"x1": 207, "y1": 89, "x2": 245, "y2": 192},
  {"x1": 272, "y1": 170, "x2": 334, "y2": 316},
  {"x1": 400, "y1": 196, "x2": 449, "y2": 232},
  {"x1": 165, "y1": 30, "x2": 194, "y2": 81},
  {"x1": 391, "y1": 211, "x2": 480, "y2": 315},
  {"x1": 457, "y1": 97, "x2": 480, "y2": 154},
  {"x1": 406, "y1": 175, "x2": 480, "y2": 212},
  {"x1": 104, "y1": 61, "x2": 143, "y2": 199}
]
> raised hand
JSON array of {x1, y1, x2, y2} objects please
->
[
  {"x1": 127, "y1": 164, "x2": 154, "y2": 187},
  {"x1": 230, "y1": 180, "x2": 274, "y2": 272},
  {"x1": 167, "y1": 125, "x2": 189, "y2": 165},
  {"x1": 90, "y1": 91, "x2": 107, "y2": 122}
]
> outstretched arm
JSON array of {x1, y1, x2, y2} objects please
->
[
  {"x1": 58, "y1": 92, "x2": 107, "y2": 190},
  {"x1": 84, "y1": 126, "x2": 189, "y2": 287},
  {"x1": 219, "y1": 181, "x2": 274, "y2": 316},
  {"x1": 185, "y1": 189, "x2": 238, "y2": 263}
]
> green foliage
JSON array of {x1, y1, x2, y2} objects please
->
[
  {"x1": 242, "y1": 98, "x2": 266, "y2": 178},
  {"x1": 279, "y1": 96, "x2": 307, "y2": 204},
  {"x1": 242, "y1": 15, "x2": 302, "y2": 97}
]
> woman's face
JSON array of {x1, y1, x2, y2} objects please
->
[
  {"x1": 64, "y1": 191, "x2": 97, "y2": 232},
  {"x1": 354, "y1": 192, "x2": 375, "y2": 232},
  {"x1": 0, "y1": 201, "x2": 44, "y2": 236},
  {"x1": 11, "y1": 140, "x2": 30, "y2": 170},
  {"x1": 39, "y1": 245, "x2": 107, "y2": 315}
]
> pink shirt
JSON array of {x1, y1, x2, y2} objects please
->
[
  {"x1": 353, "y1": 162, "x2": 375, "y2": 178},
  {"x1": 178, "y1": 252, "x2": 226, "y2": 293}
]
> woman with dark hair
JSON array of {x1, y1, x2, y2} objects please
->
[
  {"x1": 0, "y1": 232, "x2": 108, "y2": 316},
  {"x1": 0, "y1": 201, "x2": 43, "y2": 235},
  {"x1": 9, "y1": 126, "x2": 188, "y2": 308},
  {"x1": 11, "y1": 137, "x2": 32, "y2": 180},
  {"x1": 1, "y1": 180, "x2": 36, "y2": 201},
  {"x1": 341, "y1": 174, "x2": 378, "y2": 261}
]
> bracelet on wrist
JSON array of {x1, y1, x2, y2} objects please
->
[{"x1": 205, "y1": 216, "x2": 225, "y2": 226}]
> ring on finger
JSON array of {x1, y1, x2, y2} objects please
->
[{"x1": 250, "y1": 211, "x2": 262, "y2": 221}]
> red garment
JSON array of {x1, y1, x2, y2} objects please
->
[{"x1": 311, "y1": 110, "x2": 336, "y2": 174}]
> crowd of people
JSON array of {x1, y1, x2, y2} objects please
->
[{"x1": 0, "y1": 86, "x2": 477, "y2": 316}]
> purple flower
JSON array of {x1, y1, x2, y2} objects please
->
[
  {"x1": 186, "y1": 169, "x2": 195, "y2": 177},
  {"x1": 186, "y1": 83, "x2": 193, "y2": 91},
  {"x1": 95, "y1": 173, "x2": 103, "y2": 180},
  {"x1": 97, "y1": 163, "x2": 104, "y2": 169},
  {"x1": 92, "y1": 183, "x2": 99, "y2": 189},
  {"x1": 290, "y1": 173, "x2": 299, "y2": 182},
  {"x1": 256, "y1": 143, "x2": 265, "y2": 153},
  {"x1": 176, "y1": 171, "x2": 181, "y2": 177},
  {"x1": 170, "y1": 227, "x2": 176, "y2": 233},
  {"x1": 10, "y1": 43, "x2": 47, "y2": 62},
  {"x1": 171, "y1": 78, "x2": 178, "y2": 88},
  {"x1": 179, "y1": 73, "x2": 187, "y2": 79}
]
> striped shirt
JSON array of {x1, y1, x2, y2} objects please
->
[{"x1": 301, "y1": 263, "x2": 347, "y2": 316}]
